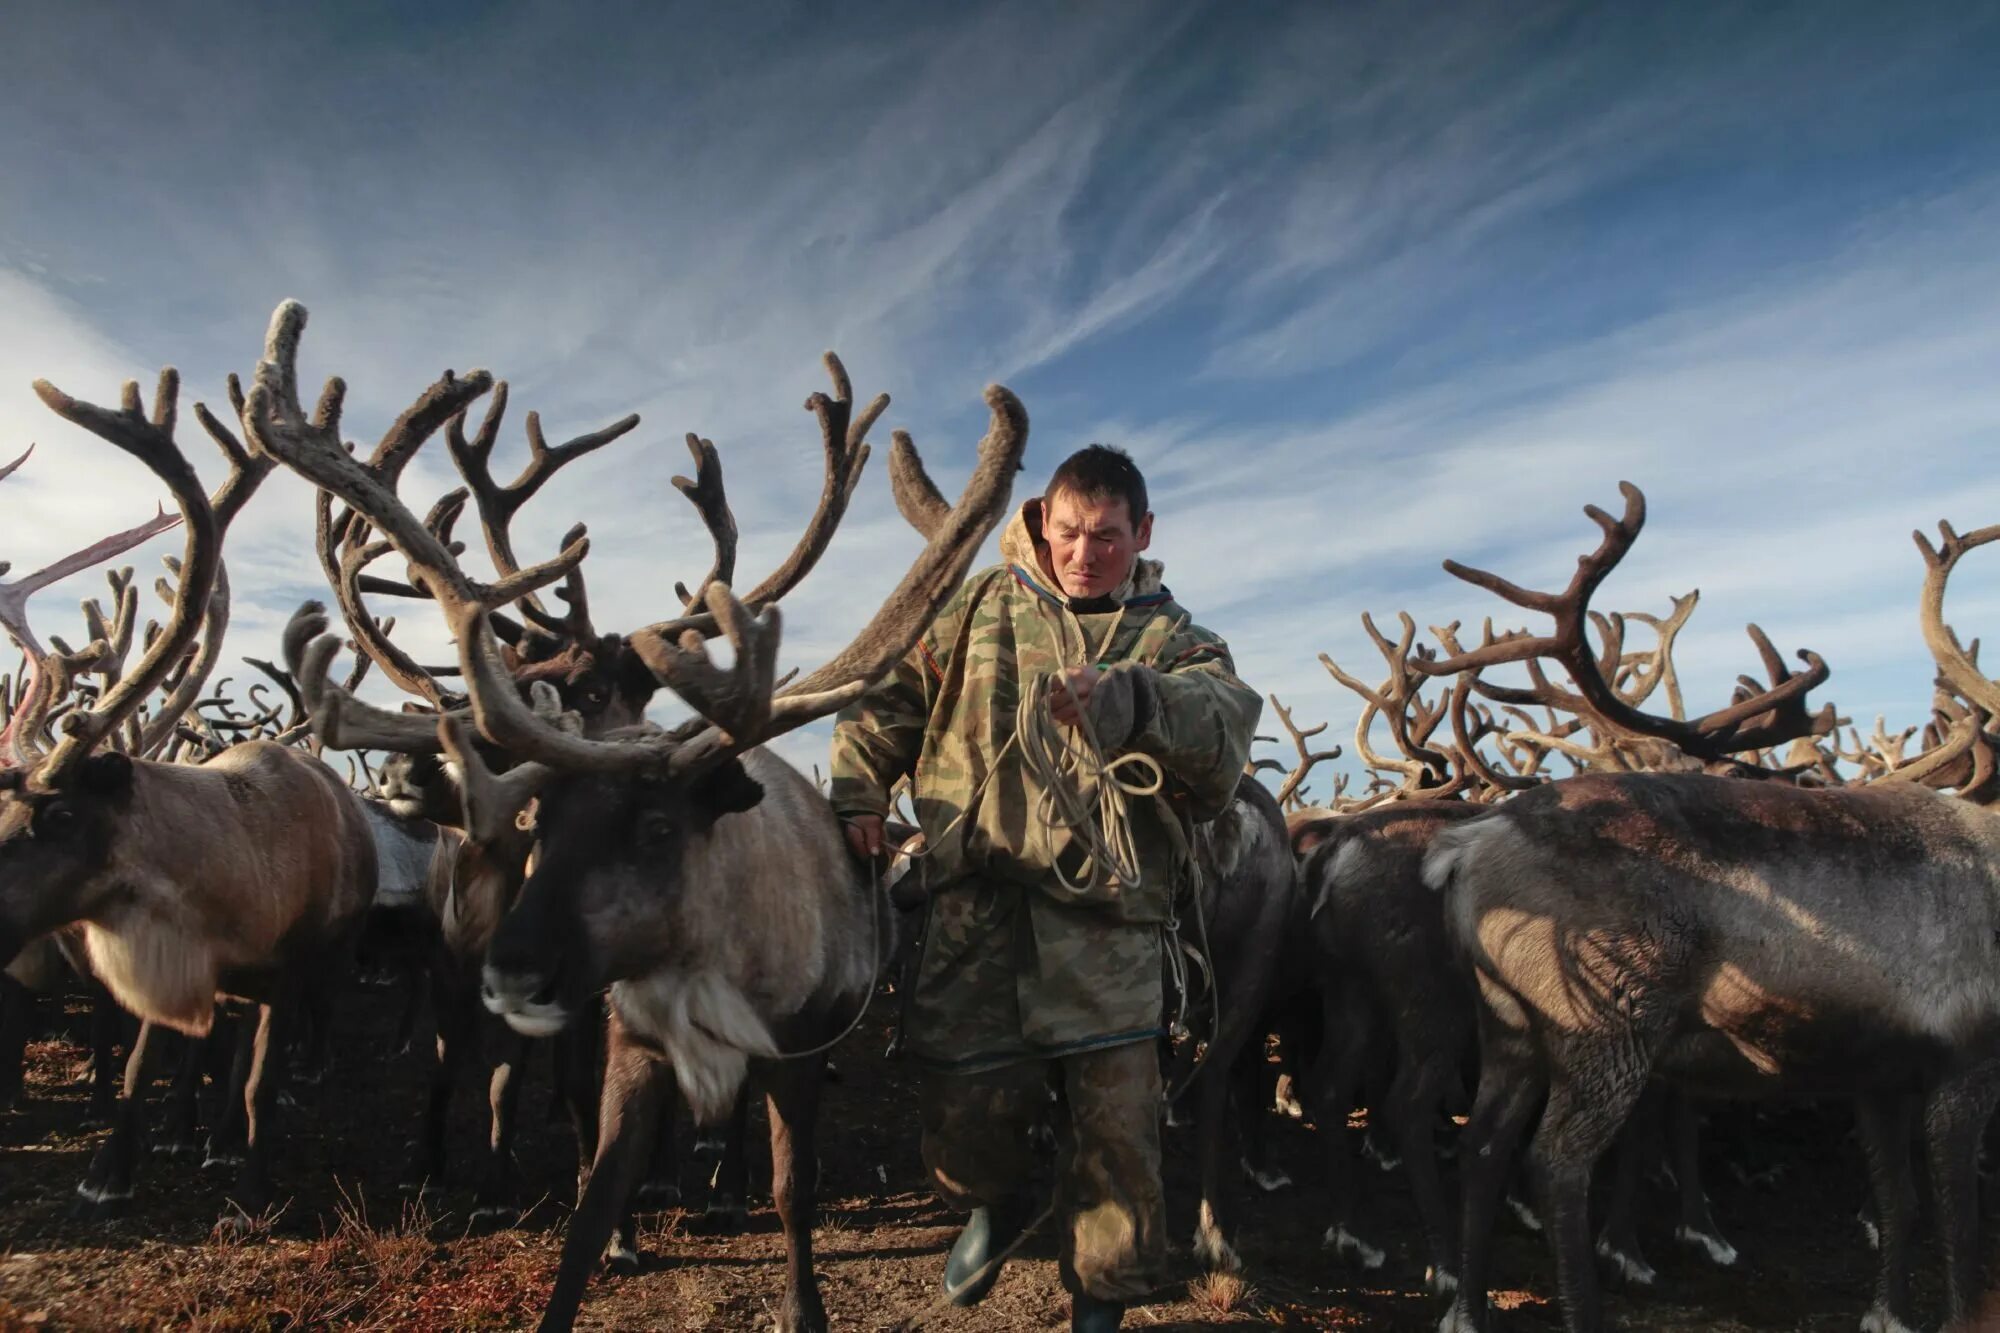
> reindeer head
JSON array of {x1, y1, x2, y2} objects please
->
[
  {"x1": 468, "y1": 749, "x2": 767, "y2": 1035},
  {"x1": 249, "y1": 301, "x2": 1027, "y2": 1039},
  {"x1": 0, "y1": 754, "x2": 133, "y2": 959}
]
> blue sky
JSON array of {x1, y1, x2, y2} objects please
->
[{"x1": 3, "y1": 3, "x2": 1999, "y2": 794}]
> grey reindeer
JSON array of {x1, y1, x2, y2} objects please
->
[{"x1": 1417, "y1": 483, "x2": 1999, "y2": 1333}]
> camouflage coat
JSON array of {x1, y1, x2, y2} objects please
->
[{"x1": 831, "y1": 500, "x2": 1262, "y2": 1069}]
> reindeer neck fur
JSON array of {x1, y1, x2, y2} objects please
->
[
  {"x1": 83, "y1": 742, "x2": 375, "y2": 1036},
  {"x1": 362, "y1": 798, "x2": 439, "y2": 912},
  {"x1": 610, "y1": 748, "x2": 874, "y2": 1124},
  {"x1": 1435, "y1": 774, "x2": 2000, "y2": 1091}
]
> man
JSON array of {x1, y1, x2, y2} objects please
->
[{"x1": 831, "y1": 444, "x2": 1261, "y2": 1332}]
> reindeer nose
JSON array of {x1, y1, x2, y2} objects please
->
[{"x1": 480, "y1": 962, "x2": 560, "y2": 1014}]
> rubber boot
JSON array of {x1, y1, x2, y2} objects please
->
[
  {"x1": 1071, "y1": 1290, "x2": 1126, "y2": 1332},
  {"x1": 942, "y1": 1203, "x2": 1027, "y2": 1306}
]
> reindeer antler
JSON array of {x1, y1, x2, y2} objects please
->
[
  {"x1": 1263, "y1": 693, "x2": 1341, "y2": 810},
  {"x1": 253, "y1": 303, "x2": 1027, "y2": 778},
  {"x1": 13, "y1": 367, "x2": 271, "y2": 786},
  {"x1": 1416, "y1": 484, "x2": 1835, "y2": 765}
]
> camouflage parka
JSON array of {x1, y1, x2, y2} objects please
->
[{"x1": 830, "y1": 500, "x2": 1262, "y2": 1068}]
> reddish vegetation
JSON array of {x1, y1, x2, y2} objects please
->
[{"x1": 0, "y1": 986, "x2": 1988, "y2": 1330}]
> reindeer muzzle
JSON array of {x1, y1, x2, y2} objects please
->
[{"x1": 480, "y1": 961, "x2": 570, "y2": 1038}]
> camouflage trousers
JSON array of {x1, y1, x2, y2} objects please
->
[{"x1": 919, "y1": 1038, "x2": 1167, "y2": 1302}]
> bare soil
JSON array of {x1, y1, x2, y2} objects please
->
[{"x1": 0, "y1": 982, "x2": 1993, "y2": 1331}]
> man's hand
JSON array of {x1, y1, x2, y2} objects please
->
[
  {"x1": 842, "y1": 813, "x2": 885, "y2": 860},
  {"x1": 1049, "y1": 665, "x2": 1101, "y2": 728}
]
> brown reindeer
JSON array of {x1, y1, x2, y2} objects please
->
[
  {"x1": 0, "y1": 448, "x2": 185, "y2": 1110},
  {"x1": 0, "y1": 356, "x2": 378, "y2": 1226},
  {"x1": 244, "y1": 298, "x2": 1026, "y2": 1333},
  {"x1": 1417, "y1": 483, "x2": 1996, "y2": 1333}
]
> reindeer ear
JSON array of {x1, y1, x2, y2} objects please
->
[
  {"x1": 697, "y1": 760, "x2": 763, "y2": 819},
  {"x1": 1290, "y1": 818, "x2": 1337, "y2": 856},
  {"x1": 77, "y1": 752, "x2": 134, "y2": 799}
]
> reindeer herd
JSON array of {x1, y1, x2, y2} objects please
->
[{"x1": 0, "y1": 301, "x2": 1995, "y2": 1333}]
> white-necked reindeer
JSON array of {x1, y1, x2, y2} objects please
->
[{"x1": 245, "y1": 298, "x2": 1026, "y2": 1333}]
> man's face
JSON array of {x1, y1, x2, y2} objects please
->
[{"x1": 1042, "y1": 488, "x2": 1152, "y2": 601}]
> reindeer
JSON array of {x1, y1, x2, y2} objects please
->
[
  {"x1": 1417, "y1": 483, "x2": 1998, "y2": 1333},
  {"x1": 0, "y1": 445, "x2": 184, "y2": 1110},
  {"x1": 242, "y1": 298, "x2": 1025, "y2": 1333},
  {"x1": 1178, "y1": 772, "x2": 1307, "y2": 1275},
  {"x1": 1291, "y1": 588, "x2": 1752, "y2": 1297},
  {"x1": 0, "y1": 359, "x2": 378, "y2": 1225}
]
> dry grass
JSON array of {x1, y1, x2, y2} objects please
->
[
  {"x1": 1188, "y1": 1269, "x2": 1259, "y2": 1319},
  {"x1": 1, "y1": 1181, "x2": 553, "y2": 1332}
]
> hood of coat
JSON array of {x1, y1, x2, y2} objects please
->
[{"x1": 999, "y1": 498, "x2": 1166, "y2": 608}]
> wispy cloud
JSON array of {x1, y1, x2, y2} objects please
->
[{"x1": 1, "y1": 3, "x2": 1997, "y2": 792}]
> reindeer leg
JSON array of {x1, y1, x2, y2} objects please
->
[
  {"x1": 634, "y1": 1075, "x2": 683, "y2": 1210},
  {"x1": 1923, "y1": 1065, "x2": 2000, "y2": 1331},
  {"x1": 1438, "y1": 1025, "x2": 1545, "y2": 1333},
  {"x1": 1667, "y1": 1092, "x2": 1736, "y2": 1267},
  {"x1": 83, "y1": 981, "x2": 128, "y2": 1125},
  {"x1": 289, "y1": 976, "x2": 332, "y2": 1091},
  {"x1": 1593, "y1": 1088, "x2": 1660, "y2": 1289},
  {"x1": 554, "y1": 1004, "x2": 602, "y2": 1203},
  {"x1": 536, "y1": 1010, "x2": 666, "y2": 1333},
  {"x1": 155, "y1": 1029, "x2": 206, "y2": 1157},
  {"x1": 1529, "y1": 1043, "x2": 1650, "y2": 1333},
  {"x1": 472, "y1": 1024, "x2": 530, "y2": 1223},
  {"x1": 75, "y1": 1017, "x2": 169, "y2": 1214},
  {"x1": 689, "y1": 1084, "x2": 754, "y2": 1235},
  {"x1": 402, "y1": 950, "x2": 468, "y2": 1194},
  {"x1": 220, "y1": 995, "x2": 293, "y2": 1229},
  {"x1": 1389, "y1": 1053, "x2": 1456, "y2": 1295},
  {"x1": 0, "y1": 969, "x2": 30, "y2": 1110},
  {"x1": 206, "y1": 1005, "x2": 255, "y2": 1169},
  {"x1": 1854, "y1": 1092, "x2": 1919, "y2": 1333},
  {"x1": 1309, "y1": 981, "x2": 1384, "y2": 1272},
  {"x1": 765, "y1": 1055, "x2": 831, "y2": 1333},
  {"x1": 1234, "y1": 1039, "x2": 1291, "y2": 1190}
]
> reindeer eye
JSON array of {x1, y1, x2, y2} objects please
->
[{"x1": 35, "y1": 806, "x2": 77, "y2": 839}]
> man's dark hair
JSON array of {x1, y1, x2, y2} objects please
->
[{"x1": 1044, "y1": 444, "x2": 1148, "y2": 527}]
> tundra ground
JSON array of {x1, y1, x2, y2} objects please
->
[{"x1": 0, "y1": 982, "x2": 1990, "y2": 1331}]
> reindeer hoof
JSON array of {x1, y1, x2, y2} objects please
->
[
  {"x1": 1436, "y1": 1299, "x2": 1483, "y2": 1333},
  {"x1": 1504, "y1": 1195, "x2": 1542, "y2": 1233},
  {"x1": 1594, "y1": 1238, "x2": 1656, "y2": 1287},
  {"x1": 1674, "y1": 1224, "x2": 1738, "y2": 1267},
  {"x1": 1323, "y1": 1225, "x2": 1386, "y2": 1271},
  {"x1": 687, "y1": 1203, "x2": 749, "y2": 1237},
  {"x1": 772, "y1": 1292, "x2": 830, "y2": 1333},
  {"x1": 1858, "y1": 1305, "x2": 1919, "y2": 1333},
  {"x1": 213, "y1": 1209, "x2": 259, "y2": 1241},
  {"x1": 1361, "y1": 1133, "x2": 1401, "y2": 1173},
  {"x1": 1192, "y1": 1204, "x2": 1243, "y2": 1273},
  {"x1": 603, "y1": 1236, "x2": 642, "y2": 1275},
  {"x1": 71, "y1": 1180, "x2": 132, "y2": 1220},
  {"x1": 1238, "y1": 1157, "x2": 1291, "y2": 1192}
]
